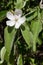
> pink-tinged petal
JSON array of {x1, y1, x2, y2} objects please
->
[
  {"x1": 14, "y1": 15, "x2": 20, "y2": 20},
  {"x1": 6, "y1": 12, "x2": 15, "y2": 20},
  {"x1": 14, "y1": 9, "x2": 22, "y2": 17},
  {"x1": 6, "y1": 20, "x2": 15, "y2": 27}
]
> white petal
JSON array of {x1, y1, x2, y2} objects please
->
[
  {"x1": 15, "y1": 16, "x2": 26, "y2": 29},
  {"x1": 40, "y1": 0, "x2": 43, "y2": 9},
  {"x1": 14, "y1": 15, "x2": 20, "y2": 20},
  {"x1": 6, "y1": 12, "x2": 15, "y2": 20},
  {"x1": 15, "y1": 22, "x2": 21, "y2": 29},
  {"x1": 15, "y1": 9, "x2": 22, "y2": 17},
  {"x1": 40, "y1": 4, "x2": 43, "y2": 9},
  {"x1": 6, "y1": 20, "x2": 15, "y2": 27},
  {"x1": 18, "y1": 16, "x2": 26, "y2": 24}
]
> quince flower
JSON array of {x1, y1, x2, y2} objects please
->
[{"x1": 6, "y1": 9, "x2": 26, "y2": 29}]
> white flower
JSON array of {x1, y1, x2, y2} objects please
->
[
  {"x1": 40, "y1": 0, "x2": 43, "y2": 9},
  {"x1": 6, "y1": 9, "x2": 26, "y2": 29}
]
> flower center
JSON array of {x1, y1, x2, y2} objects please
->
[
  {"x1": 15, "y1": 18, "x2": 18, "y2": 22},
  {"x1": 14, "y1": 15, "x2": 19, "y2": 22}
]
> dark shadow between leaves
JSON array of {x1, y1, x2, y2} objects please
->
[
  {"x1": 7, "y1": 26, "x2": 14, "y2": 33},
  {"x1": 21, "y1": 25, "x2": 25, "y2": 31}
]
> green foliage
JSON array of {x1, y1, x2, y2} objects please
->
[
  {"x1": 0, "y1": 47, "x2": 6, "y2": 64},
  {"x1": 31, "y1": 20, "x2": 42, "y2": 51},
  {"x1": 17, "y1": 54, "x2": 23, "y2": 65},
  {"x1": 4, "y1": 27, "x2": 16, "y2": 62},
  {"x1": 0, "y1": 11, "x2": 7, "y2": 22},
  {"x1": 21, "y1": 23, "x2": 33, "y2": 48},
  {"x1": 15, "y1": 0, "x2": 28, "y2": 9},
  {"x1": 0, "y1": 0, "x2": 43, "y2": 65}
]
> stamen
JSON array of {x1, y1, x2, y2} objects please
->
[{"x1": 10, "y1": 10, "x2": 14, "y2": 14}]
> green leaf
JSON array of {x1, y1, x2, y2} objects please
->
[
  {"x1": 4, "y1": 27, "x2": 16, "y2": 62},
  {"x1": 8, "y1": 62, "x2": 12, "y2": 65},
  {"x1": 6, "y1": 1, "x2": 12, "y2": 7},
  {"x1": 21, "y1": 23, "x2": 33, "y2": 48},
  {"x1": 15, "y1": 0, "x2": 26, "y2": 9},
  {"x1": 0, "y1": 46, "x2": 6, "y2": 64},
  {"x1": 26, "y1": 11, "x2": 37, "y2": 22},
  {"x1": 0, "y1": 10, "x2": 7, "y2": 22},
  {"x1": 40, "y1": 10, "x2": 43, "y2": 24},
  {"x1": 37, "y1": 37, "x2": 42, "y2": 45},
  {"x1": 31, "y1": 21, "x2": 42, "y2": 43},
  {"x1": 30, "y1": 58, "x2": 36, "y2": 65},
  {"x1": 17, "y1": 54, "x2": 23, "y2": 65},
  {"x1": 31, "y1": 20, "x2": 42, "y2": 52}
]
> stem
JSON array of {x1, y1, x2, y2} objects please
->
[
  {"x1": 32, "y1": 41, "x2": 36, "y2": 52},
  {"x1": 24, "y1": 8, "x2": 37, "y2": 17}
]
